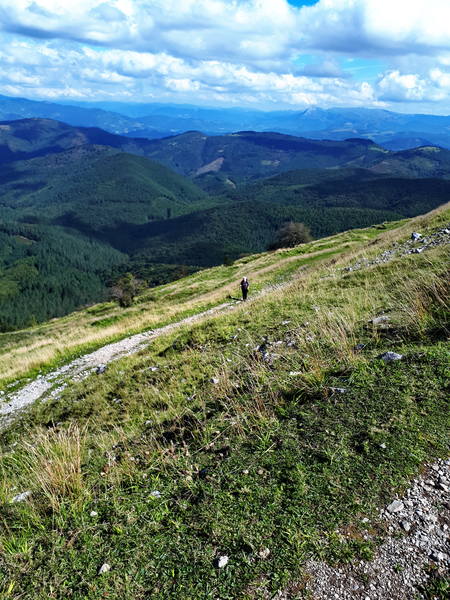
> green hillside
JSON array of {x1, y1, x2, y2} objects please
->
[
  {"x1": 223, "y1": 169, "x2": 450, "y2": 217},
  {"x1": 0, "y1": 149, "x2": 212, "y2": 330},
  {"x1": 0, "y1": 204, "x2": 448, "y2": 599},
  {"x1": 119, "y1": 202, "x2": 403, "y2": 266},
  {"x1": 0, "y1": 222, "x2": 126, "y2": 331},
  {"x1": 142, "y1": 131, "x2": 391, "y2": 183}
]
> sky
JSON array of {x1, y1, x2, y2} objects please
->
[{"x1": 0, "y1": 0, "x2": 450, "y2": 114}]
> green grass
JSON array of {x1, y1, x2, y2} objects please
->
[{"x1": 0, "y1": 205, "x2": 449, "y2": 599}]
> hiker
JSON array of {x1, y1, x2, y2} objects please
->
[{"x1": 240, "y1": 276, "x2": 249, "y2": 301}]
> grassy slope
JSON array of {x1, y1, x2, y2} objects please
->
[
  {"x1": 0, "y1": 205, "x2": 449, "y2": 599},
  {"x1": 0, "y1": 219, "x2": 405, "y2": 384}
]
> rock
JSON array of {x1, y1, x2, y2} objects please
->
[
  {"x1": 411, "y1": 232, "x2": 422, "y2": 241},
  {"x1": 282, "y1": 320, "x2": 291, "y2": 325},
  {"x1": 216, "y1": 555, "x2": 229, "y2": 568},
  {"x1": 330, "y1": 387, "x2": 347, "y2": 394},
  {"x1": 371, "y1": 315, "x2": 390, "y2": 325},
  {"x1": 258, "y1": 547, "x2": 270, "y2": 560},
  {"x1": 210, "y1": 377, "x2": 220, "y2": 385},
  {"x1": 147, "y1": 366, "x2": 159, "y2": 372},
  {"x1": 380, "y1": 443, "x2": 387, "y2": 449},
  {"x1": 90, "y1": 510, "x2": 98, "y2": 517},
  {"x1": 387, "y1": 500, "x2": 404, "y2": 513},
  {"x1": 96, "y1": 364, "x2": 107, "y2": 375},
  {"x1": 98, "y1": 563, "x2": 111, "y2": 575},
  {"x1": 378, "y1": 352, "x2": 403, "y2": 362},
  {"x1": 354, "y1": 343, "x2": 366, "y2": 352},
  {"x1": 412, "y1": 247, "x2": 424, "y2": 254},
  {"x1": 11, "y1": 490, "x2": 32, "y2": 503},
  {"x1": 430, "y1": 551, "x2": 447, "y2": 562},
  {"x1": 150, "y1": 490, "x2": 161, "y2": 498},
  {"x1": 401, "y1": 520, "x2": 412, "y2": 532},
  {"x1": 289, "y1": 371, "x2": 302, "y2": 376}
]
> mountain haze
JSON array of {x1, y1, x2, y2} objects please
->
[{"x1": 2, "y1": 94, "x2": 450, "y2": 149}]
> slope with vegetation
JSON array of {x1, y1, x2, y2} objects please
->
[{"x1": 0, "y1": 204, "x2": 448, "y2": 599}]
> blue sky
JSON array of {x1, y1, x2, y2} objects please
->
[{"x1": 0, "y1": 0, "x2": 449, "y2": 114}]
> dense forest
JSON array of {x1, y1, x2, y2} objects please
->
[{"x1": 1, "y1": 118, "x2": 450, "y2": 331}]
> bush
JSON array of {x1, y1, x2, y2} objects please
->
[{"x1": 268, "y1": 221, "x2": 313, "y2": 249}]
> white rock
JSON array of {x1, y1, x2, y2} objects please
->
[
  {"x1": 217, "y1": 555, "x2": 229, "y2": 568},
  {"x1": 387, "y1": 500, "x2": 404, "y2": 513},
  {"x1": 378, "y1": 352, "x2": 403, "y2": 362},
  {"x1": 11, "y1": 490, "x2": 32, "y2": 503},
  {"x1": 401, "y1": 520, "x2": 412, "y2": 532},
  {"x1": 150, "y1": 490, "x2": 161, "y2": 498},
  {"x1": 90, "y1": 511, "x2": 98, "y2": 517},
  {"x1": 98, "y1": 563, "x2": 111, "y2": 575},
  {"x1": 258, "y1": 547, "x2": 270, "y2": 560},
  {"x1": 210, "y1": 378, "x2": 220, "y2": 385}
]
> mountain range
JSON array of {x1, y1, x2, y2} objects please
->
[
  {"x1": 1, "y1": 116, "x2": 450, "y2": 331},
  {"x1": 2, "y1": 94, "x2": 450, "y2": 149}
]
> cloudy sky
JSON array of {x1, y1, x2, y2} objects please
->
[{"x1": 0, "y1": 0, "x2": 449, "y2": 113}]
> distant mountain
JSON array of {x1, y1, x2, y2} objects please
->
[
  {"x1": 137, "y1": 131, "x2": 392, "y2": 184},
  {"x1": 0, "y1": 95, "x2": 170, "y2": 138},
  {"x1": 0, "y1": 119, "x2": 393, "y2": 184},
  {"x1": 2, "y1": 94, "x2": 450, "y2": 149},
  {"x1": 0, "y1": 145, "x2": 212, "y2": 330}
]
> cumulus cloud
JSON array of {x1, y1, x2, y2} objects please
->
[
  {"x1": 377, "y1": 70, "x2": 446, "y2": 102},
  {"x1": 0, "y1": 0, "x2": 449, "y2": 111}
]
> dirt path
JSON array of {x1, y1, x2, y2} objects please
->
[{"x1": 0, "y1": 300, "x2": 237, "y2": 429}]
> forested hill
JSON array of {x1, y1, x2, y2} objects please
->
[
  {"x1": 0, "y1": 148, "x2": 212, "y2": 331},
  {"x1": 3, "y1": 118, "x2": 450, "y2": 187}
]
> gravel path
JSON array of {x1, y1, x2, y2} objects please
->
[
  {"x1": 0, "y1": 301, "x2": 236, "y2": 429},
  {"x1": 304, "y1": 459, "x2": 450, "y2": 600}
]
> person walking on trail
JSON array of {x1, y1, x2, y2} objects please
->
[{"x1": 240, "y1": 277, "x2": 249, "y2": 301}]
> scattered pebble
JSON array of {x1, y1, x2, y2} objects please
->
[
  {"x1": 387, "y1": 500, "x2": 404, "y2": 513},
  {"x1": 305, "y1": 458, "x2": 450, "y2": 599},
  {"x1": 98, "y1": 563, "x2": 111, "y2": 575},
  {"x1": 378, "y1": 352, "x2": 403, "y2": 362},
  {"x1": 11, "y1": 490, "x2": 32, "y2": 503},
  {"x1": 216, "y1": 555, "x2": 229, "y2": 568}
]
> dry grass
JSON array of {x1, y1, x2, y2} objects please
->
[{"x1": 20, "y1": 424, "x2": 86, "y2": 510}]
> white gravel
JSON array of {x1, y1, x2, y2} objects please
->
[
  {"x1": 0, "y1": 301, "x2": 235, "y2": 429},
  {"x1": 304, "y1": 459, "x2": 450, "y2": 600}
]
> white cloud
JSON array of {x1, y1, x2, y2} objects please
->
[
  {"x1": 299, "y1": 0, "x2": 450, "y2": 55},
  {"x1": 377, "y1": 70, "x2": 446, "y2": 102},
  {"x1": 0, "y1": 0, "x2": 449, "y2": 111}
]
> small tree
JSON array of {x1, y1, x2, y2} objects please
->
[
  {"x1": 110, "y1": 273, "x2": 143, "y2": 307},
  {"x1": 268, "y1": 221, "x2": 313, "y2": 250}
]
